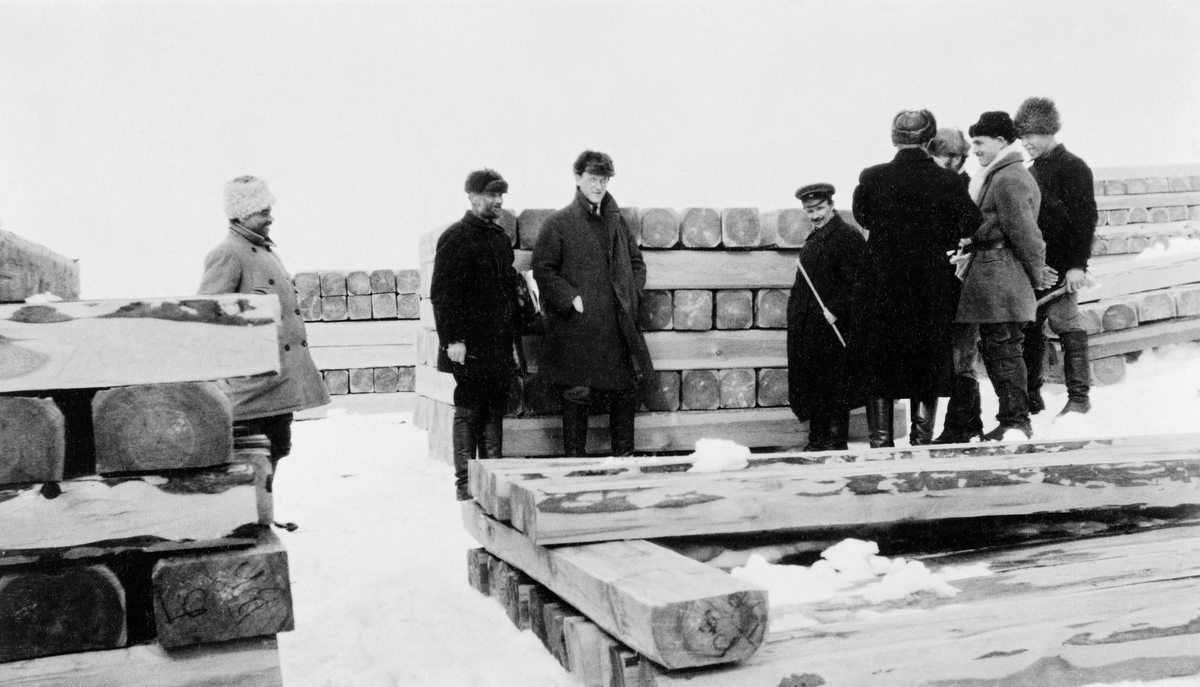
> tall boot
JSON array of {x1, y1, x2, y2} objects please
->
[
  {"x1": 1058, "y1": 330, "x2": 1092, "y2": 416},
  {"x1": 452, "y1": 407, "x2": 480, "y2": 501},
  {"x1": 866, "y1": 397, "x2": 895, "y2": 448},
  {"x1": 608, "y1": 390, "x2": 637, "y2": 457},
  {"x1": 908, "y1": 397, "x2": 939, "y2": 446},
  {"x1": 803, "y1": 407, "x2": 831, "y2": 452},
  {"x1": 828, "y1": 408, "x2": 850, "y2": 451},
  {"x1": 933, "y1": 378, "x2": 983, "y2": 444},
  {"x1": 561, "y1": 400, "x2": 590, "y2": 457},
  {"x1": 1023, "y1": 319, "x2": 1046, "y2": 415},
  {"x1": 480, "y1": 419, "x2": 504, "y2": 460},
  {"x1": 980, "y1": 355, "x2": 1032, "y2": 441}
]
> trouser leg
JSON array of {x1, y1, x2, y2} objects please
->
[
  {"x1": 979, "y1": 322, "x2": 1032, "y2": 439},
  {"x1": 1046, "y1": 292, "x2": 1092, "y2": 415},
  {"x1": 451, "y1": 406, "x2": 480, "y2": 500},
  {"x1": 803, "y1": 406, "x2": 831, "y2": 452},
  {"x1": 234, "y1": 412, "x2": 294, "y2": 493},
  {"x1": 454, "y1": 375, "x2": 504, "y2": 500},
  {"x1": 607, "y1": 388, "x2": 638, "y2": 457},
  {"x1": 935, "y1": 323, "x2": 983, "y2": 444},
  {"x1": 560, "y1": 385, "x2": 591, "y2": 457},
  {"x1": 908, "y1": 397, "x2": 939, "y2": 446},
  {"x1": 866, "y1": 397, "x2": 895, "y2": 448},
  {"x1": 477, "y1": 378, "x2": 510, "y2": 461},
  {"x1": 1022, "y1": 312, "x2": 1047, "y2": 415},
  {"x1": 828, "y1": 406, "x2": 850, "y2": 451}
]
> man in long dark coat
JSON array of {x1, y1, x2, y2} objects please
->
[
  {"x1": 431, "y1": 169, "x2": 522, "y2": 500},
  {"x1": 787, "y1": 183, "x2": 867, "y2": 451},
  {"x1": 852, "y1": 110, "x2": 982, "y2": 447},
  {"x1": 532, "y1": 151, "x2": 653, "y2": 457},
  {"x1": 1015, "y1": 97, "x2": 1098, "y2": 418}
]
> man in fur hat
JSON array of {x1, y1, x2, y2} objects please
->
[
  {"x1": 532, "y1": 151, "x2": 653, "y2": 457},
  {"x1": 200, "y1": 176, "x2": 330, "y2": 507},
  {"x1": 1015, "y1": 97, "x2": 1098, "y2": 417},
  {"x1": 431, "y1": 169, "x2": 525, "y2": 500}
]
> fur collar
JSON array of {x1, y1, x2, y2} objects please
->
[{"x1": 969, "y1": 142, "x2": 1025, "y2": 204}]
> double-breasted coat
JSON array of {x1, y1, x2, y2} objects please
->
[
  {"x1": 957, "y1": 151, "x2": 1047, "y2": 324},
  {"x1": 852, "y1": 148, "x2": 982, "y2": 399},
  {"x1": 199, "y1": 223, "x2": 330, "y2": 420},
  {"x1": 1029, "y1": 143, "x2": 1097, "y2": 281},
  {"x1": 786, "y1": 213, "x2": 868, "y2": 420},
  {"x1": 532, "y1": 190, "x2": 653, "y2": 393},
  {"x1": 430, "y1": 211, "x2": 522, "y2": 380}
]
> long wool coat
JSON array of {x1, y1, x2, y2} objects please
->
[
  {"x1": 1030, "y1": 143, "x2": 1097, "y2": 278},
  {"x1": 199, "y1": 224, "x2": 330, "y2": 420},
  {"x1": 852, "y1": 148, "x2": 982, "y2": 399},
  {"x1": 430, "y1": 211, "x2": 521, "y2": 380},
  {"x1": 957, "y1": 151, "x2": 1047, "y2": 324},
  {"x1": 787, "y1": 213, "x2": 868, "y2": 420},
  {"x1": 532, "y1": 190, "x2": 653, "y2": 392}
]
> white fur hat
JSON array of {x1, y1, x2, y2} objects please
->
[{"x1": 224, "y1": 175, "x2": 277, "y2": 219}]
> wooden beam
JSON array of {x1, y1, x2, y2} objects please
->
[
  {"x1": 0, "y1": 295, "x2": 281, "y2": 392},
  {"x1": 1096, "y1": 190, "x2": 1200, "y2": 210},
  {"x1": 640, "y1": 209, "x2": 681, "y2": 249},
  {"x1": 760, "y1": 209, "x2": 810, "y2": 249},
  {"x1": 714, "y1": 290, "x2": 753, "y2": 330},
  {"x1": 318, "y1": 271, "x2": 346, "y2": 296},
  {"x1": 0, "y1": 637, "x2": 283, "y2": 686},
  {"x1": 673, "y1": 290, "x2": 713, "y2": 331},
  {"x1": 756, "y1": 368, "x2": 788, "y2": 407},
  {"x1": 638, "y1": 290, "x2": 674, "y2": 331},
  {"x1": 680, "y1": 369, "x2": 719, "y2": 410},
  {"x1": 0, "y1": 564, "x2": 126, "y2": 662},
  {"x1": 348, "y1": 368, "x2": 374, "y2": 392},
  {"x1": 681, "y1": 208, "x2": 722, "y2": 248},
  {"x1": 636, "y1": 330, "x2": 787, "y2": 370},
  {"x1": 322, "y1": 369, "x2": 349, "y2": 395},
  {"x1": 321, "y1": 296, "x2": 348, "y2": 321},
  {"x1": 643, "y1": 371, "x2": 681, "y2": 412},
  {"x1": 753, "y1": 289, "x2": 789, "y2": 329},
  {"x1": 346, "y1": 294, "x2": 373, "y2": 320},
  {"x1": 0, "y1": 396, "x2": 64, "y2": 485},
  {"x1": 1081, "y1": 252, "x2": 1200, "y2": 303},
  {"x1": 304, "y1": 320, "x2": 418, "y2": 348},
  {"x1": 345, "y1": 270, "x2": 372, "y2": 296},
  {"x1": 93, "y1": 382, "x2": 232, "y2": 474},
  {"x1": 309, "y1": 343, "x2": 416, "y2": 370},
  {"x1": 1082, "y1": 316, "x2": 1200, "y2": 360},
  {"x1": 642, "y1": 251, "x2": 800, "y2": 290},
  {"x1": 461, "y1": 501, "x2": 768, "y2": 670},
  {"x1": 0, "y1": 229, "x2": 80, "y2": 302},
  {"x1": 507, "y1": 434, "x2": 1200, "y2": 544},
  {"x1": 369, "y1": 268, "x2": 396, "y2": 293},
  {"x1": 370, "y1": 293, "x2": 398, "y2": 319},
  {"x1": 719, "y1": 368, "x2": 756, "y2": 409},
  {"x1": 395, "y1": 269, "x2": 421, "y2": 294},
  {"x1": 720, "y1": 208, "x2": 761, "y2": 248}
]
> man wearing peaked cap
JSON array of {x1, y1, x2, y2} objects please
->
[
  {"x1": 199, "y1": 176, "x2": 330, "y2": 517},
  {"x1": 787, "y1": 183, "x2": 867, "y2": 451},
  {"x1": 431, "y1": 168, "x2": 525, "y2": 501},
  {"x1": 852, "y1": 110, "x2": 982, "y2": 448},
  {"x1": 1014, "y1": 97, "x2": 1098, "y2": 418}
]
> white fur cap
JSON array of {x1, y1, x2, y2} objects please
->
[{"x1": 224, "y1": 175, "x2": 277, "y2": 219}]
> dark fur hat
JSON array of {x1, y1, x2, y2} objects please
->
[
  {"x1": 573, "y1": 150, "x2": 615, "y2": 177},
  {"x1": 464, "y1": 169, "x2": 508, "y2": 195},
  {"x1": 892, "y1": 109, "x2": 937, "y2": 145},
  {"x1": 1014, "y1": 97, "x2": 1061, "y2": 137},
  {"x1": 969, "y1": 111, "x2": 1017, "y2": 143}
]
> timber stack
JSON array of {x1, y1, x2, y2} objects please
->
[
  {"x1": 461, "y1": 435, "x2": 1200, "y2": 686},
  {"x1": 291, "y1": 268, "x2": 421, "y2": 418},
  {"x1": 413, "y1": 207, "x2": 907, "y2": 462},
  {"x1": 0, "y1": 232, "x2": 292, "y2": 686}
]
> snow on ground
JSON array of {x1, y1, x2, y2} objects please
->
[{"x1": 272, "y1": 343, "x2": 1200, "y2": 686}]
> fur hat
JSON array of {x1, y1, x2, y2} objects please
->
[
  {"x1": 464, "y1": 169, "x2": 508, "y2": 195},
  {"x1": 573, "y1": 150, "x2": 615, "y2": 177},
  {"x1": 1014, "y1": 97, "x2": 1061, "y2": 137},
  {"x1": 968, "y1": 111, "x2": 1017, "y2": 142},
  {"x1": 224, "y1": 176, "x2": 276, "y2": 219},
  {"x1": 891, "y1": 109, "x2": 937, "y2": 145},
  {"x1": 928, "y1": 127, "x2": 970, "y2": 158}
]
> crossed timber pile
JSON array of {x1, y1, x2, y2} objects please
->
[{"x1": 463, "y1": 435, "x2": 1200, "y2": 686}]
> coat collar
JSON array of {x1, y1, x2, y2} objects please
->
[
  {"x1": 808, "y1": 212, "x2": 847, "y2": 241},
  {"x1": 229, "y1": 221, "x2": 276, "y2": 248},
  {"x1": 460, "y1": 210, "x2": 504, "y2": 232},
  {"x1": 571, "y1": 188, "x2": 620, "y2": 218},
  {"x1": 892, "y1": 147, "x2": 932, "y2": 163}
]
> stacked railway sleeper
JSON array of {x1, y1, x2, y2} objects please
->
[
  {"x1": 462, "y1": 435, "x2": 1200, "y2": 686},
  {"x1": 0, "y1": 233, "x2": 293, "y2": 685},
  {"x1": 1090, "y1": 164, "x2": 1200, "y2": 257}
]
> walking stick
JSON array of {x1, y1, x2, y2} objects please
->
[{"x1": 796, "y1": 259, "x2": 847, "y2": 348}]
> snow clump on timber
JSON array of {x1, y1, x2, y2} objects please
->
[{"x1": 686, "y1": 438, "x2": 751, "y2": 472}]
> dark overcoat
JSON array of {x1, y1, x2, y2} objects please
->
[
  {"x1": 787, "y1": 213, "x2": 868, "y2": 420},
  {"x1": 852, "y1": 148, "x2": 982, "y2": 399},
  {"x1": 1030, "y1": 143, "x2": 1097, "y2": 279},
  {"x1": 532, "y1": 190, "x2": 653, "y2": 392},
  {"x1": 430, "y1": 211, "x2": 521, "y2": 379},
  {"x1": 199, "y1": 224, "x2": 331, "y2": 420},
  {"x1": 957, "y1": 151, "x2": 1047, "y2": 324}
]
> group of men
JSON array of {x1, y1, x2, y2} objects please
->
[{"x1": 788, "y1": 97, "x2": 1098, "y2": 452}]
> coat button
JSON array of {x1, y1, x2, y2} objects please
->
[
  {"x1": 284, "y1": 344, "x2": 291, "y2": 352},
  {"x1": 302, "y1": 341, "x2": 308, "y2": 347},
  {"x1": 269, "y1": 279, "x2": 275, "y2": 285},
  {"x1": 295, "y1": 308, "x2": 301, "y2": 315},
  {"x1": 251, "y1": 247, "x2": 258, "y2": 253}
]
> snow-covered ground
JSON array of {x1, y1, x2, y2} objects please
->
[{"x1": 273, "y1": 343, "x2": 1200, "y2": 687}]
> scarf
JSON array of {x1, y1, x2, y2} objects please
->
[{"x1": 968, "y1": 142, "x2": 1026, "y2": 205}]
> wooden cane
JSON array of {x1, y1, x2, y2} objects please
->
[{"x1": 796, "y1": 259, "x2": 847, "y2": 348}]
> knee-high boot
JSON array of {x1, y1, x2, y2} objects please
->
[
  {"x1": 981, "y1": 355, "x2": 1032, "y2": 441},
  {"x1": 803, "y1": 407, "x2": 831, "y2": 452},
  {"x1": 561, "y1": 400, "x2": 590, "y2": 457},
  {"x1": 828, "y1": 408, "x2": 850, "y2": 451},
  {"x1": 934, "y1": 377, "x2": 983, "y2": 444},
  {"x1": 908, "y1": 397, "x2": 939, "y2": 446},
  {"x1": 1059, "y1": 330, "x2": 1092, "y2": 416},
  {"x1": 1023, "y1": 320, "x2": 1046, "y2": 415},
  {"x1": 608, "y1": 390, "x2": 637, "y2": 457},
  {"x1": 452, "y1": 407, "x2": 481, "y2": 501},
  {"x1": 480, "y1": 418, "x2": 504, "y2": 460},
  {"x1": 866, "y1": 397, "x2": 895, "y2": 448}
]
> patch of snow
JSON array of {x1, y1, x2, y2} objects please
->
[
  {"x1": 1134, "y1": 236, "x2": 1200, "y2": 260},
  {"x1": 23, "y1": 291, "x2": 63, "y2": 303},
  {"x1": 686, "y1": 438, "x2": 750, "y2": 473}
]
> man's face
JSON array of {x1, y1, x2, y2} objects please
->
[
  {"x1": 469, "y1": 192, "x2": 504, "y2": 220},
  {"x1": 1021, "y1": 134, "x2": 1056, "y2": 160},
  {"x1": 240, "y1": 207, "x2": 273, "y2": 236},
  {"x1": 575, "y1": 172, "x2": 610, "y2": 204},
  {"x1": 802, "y1": 198, "x2": 835, "y2": 227},
  {"x1": 971, "y1": 136, "x2": 1008, "y2": 167},
  {"x1": 934, "y1": 153, "x2": 965, "y2": 173}
]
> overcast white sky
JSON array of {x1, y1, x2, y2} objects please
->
[{"x1": 2, "y1": 0, "x2": 1197, "y2": 299}]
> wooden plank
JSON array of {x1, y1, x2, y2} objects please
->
[
  {"x1": 714, "y1": 290, "x2": 752, "y2": 330},
  {"x1": 0, "y1": 463, "x2": 260, "y2": 552},
  {"x1": 643, "y1": 251, "x2": 800, "y2": 290},
  {"x1": 467, "y1": 548, "x2": 492, "y2": 594},
  {"x1": 304, "y1": 320, "x2": 418, "y2": 347},
  {"x1": 462, "y1": 501, "x2": 768, "y2": 670},
  {"x1": 1080, "y1": 251, "x2": 1200, "y2": 303},
  {"x1": 1093, "y1": 163, "x2": 1200, "y2": 181},
  {"x1": 93, "y1": 382, "x2": 232, "y2": 474},
  {"x1": 563, "y1": 616, "x2": 606, "y2": 686},
  {"x1": 681, "y1": 208, "x2": 721, "y2": 248},
  {"x1": 0, "y1": 229, "x2": 80, "y2": 302},
  {"x1": 0, "y1": 295, "x2": 281, "y2": 392},
  {"x1": 649, "y1": 331, "x2": 788, "y2": 370},
  {"x1": 1096, "y1": 190, "x2": 1200, "y2": 210},
  {"x1": 415, "y1": 364, "x2": 456, "y2": 405},
  {"x1": 152, "y1": 529, "x2": 292, "y2": 648},
  {"x1": 0, "y1": 396, "x2": 64, "y2": 485},
  {"x1": 508, "y1": 435, "x2": 1200, "y2": 544},
  {"x1": 673, "y1": 290, "x2": 712, "y2": 331},
  {"x1": 0, "y1": 636, "x2": 283, "y2": 686},
  {"x1": 309, "y1": 343, "x2": 415, "y2": 370},
  {"x1": 0, "y1": 564, "x2": 126, "y2": 662},
  {"x1": 721, "y1": 208, "x2": 761, "y2": 248},
  {"x1": 640, "y1": 209, "x2": 681, "y2": 249},
  {"x1": 1092, "y1": 354, "x2": 1126, "y2": 385}
]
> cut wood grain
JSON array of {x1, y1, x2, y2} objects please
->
[
  {"x1": 756, "y1": 368, "x2": 788, "y2": 407},
  {"x1": 397, "y1": 293, "x2": 420, "y2": 319},
  {"x1": 369, "y1": 269, "x2": 396, "y2": 293},
  {"x1": 467, "y1": 547, "x2": 493, "y2": 595},
  {"x1": 721, "y1": 208, "x2": 760, "y2": 248},
  {"x1": 370, "y1": 293, "x2": 398, "y2": 319},
  {"x1": 0, "y1": 564, "x2": 126, "y2": 662},
  {"x1": 349, "y1": 368, "x2": 374, "y2": 393},
  {"x1": 323, "y1": 369, "x2": 349, "y2": 395},
  {"x1": 1100, "y1": 301, "x2": 1138, "y2": 331},
  {"x1": 152, "y1": 529, "x2": 293, "y2": 648},
  {"x1": 346, "y1": 294, "x2": 373, "y2": 320},
  {"x1": 0, "y1": 396, "x2": 64, "y2": 485},
  {"x1": 345, "y1": 271, "x2": 372, "y2": 296},
  {"x1": 638, "y1": 290, "x2": 673, "y2": 330},
  {"x1": 321, "y1": 296, "x2": 347, "y2": 321},
  {"x1": 714, "y1": 290, "x2": 752, "y2": 330},
  {"x1": 1136, "y1": 290, "x2": 1177, "y2": 321},
  {"x1": 319, "y1": 271, "x2": 346, "y2": 296},
  {"x1": 0, "y1": 295, "x2": 280, "y2": 393},
  {"x1": 1092, "y1": 355, "x2": 1126, "y2": 385},
  {"x1": 673, "y1": 290, "x2": 713, "y2": 331},
  {"x1": 462, "y1": 501, "x2": 768, "y2": 670},
  {"x1": 1174, "y1": 285, "x2": 1200, "y2": 317},
  {"x1": 681, "y1": 209, "x2": 722, "y2": 248},
  {"x1": 373, "y1": 366, "x2": 400, "y2": 393},
  {"x1": 640, "y1": 209, "x2": 681, "y2": 249},
  {"x1": 719, "y1": 368, "x2": 756, "y2": 409},
  {"x1": 92, "y1": 382, "x2": 232, "y2": 474},
  {"x1": 761, "y1": 209, "x2": 811, "y2": 248},
  {"x1": 292, "y1": 272, "x2": 321, "y2": 300},
  {"x1": 0, "y1": 230, "x2": 80, "y2": 302},
  {"x1": 643, "y1": 371, "x2": 681, "y2": 412},
  {"x1": 395, "y1": 269, "x2": 421, "y2": 294},
  {"x1": 681, "y1": 370, "x2": 719, "y2": 410},
  {"x1": 507, "y1": 434, "x2": 1200, "y2": 544},
  {"x1": 298, "y1": 294, "x2": 322, "y2": 321},
  {"x1": 754, "y1": 289, "x2": 789, "y2": 329}
]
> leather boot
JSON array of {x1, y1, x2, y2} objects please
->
[
  {"x1": 933, "y1": 378, "x2": 983, "y2": 444},
  {"x1": 828, "y1": 408, "x2": 850, "y2": 451},
  {"x1": 1058, "y1": 330, "x2": 1092, "y2": 416},
  {"x1": 866, "y1": 397, "x2": 895, "y2": 448},
  {"x1": 480, "y1": 419, "x2": 504, "y2": 460},
  {"x1": 803, "y1": 408, "x2": 831, "y2": 452},
  {"x1": 561, "y1": 400, "x2": 590, "y2": 457},
  {"x1": 908, "y1": 397, "x2": 939, "y2": 446},
  {"x1": 452, "y1": 407, "x2": 480, "y2": 501},
  {"x1": 980, "y1": 355, "x2": 1032, "y2": 441},
  {"x1": 1023, "y1": 319, "x2": 1046, "y2": 415},
  {"x1": 609, "y1": 390, "x2": 637, "y2": 457}
]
